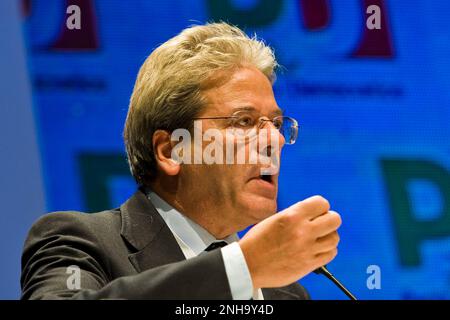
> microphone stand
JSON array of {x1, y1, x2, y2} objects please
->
[{"x1": 314, "y1": 266, "x2": 357, "y2": 300}]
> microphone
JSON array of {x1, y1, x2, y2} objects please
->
[{"x1": 314, "y1": 266, "x2": 357, "y2": 300}]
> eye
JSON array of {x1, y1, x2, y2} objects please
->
[
  {"x1": 273, "y1": 117, "x2": 283, "y2": 129},
  {"x1": 233, "y1": 114, "x2": 255, "y2": 128}
]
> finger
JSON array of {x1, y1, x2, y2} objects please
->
[
  {"x1": 315, "y1": 248, "x2": 338, "y2": 267},
  {"x1": 311, "y1": 211, "x2": 342, "y2": 238},
  {"x1": 315, "y1": 231, "x2": 340, "y2": 254},
  {"x1": 287, "y1": 195, "x2": 330, "y2": 220}
]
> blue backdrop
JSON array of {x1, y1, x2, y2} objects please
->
[{"x1": 1, "y1": 0, "x2": 449, "y2": 299}]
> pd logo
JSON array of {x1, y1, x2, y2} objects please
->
[{"x1": 23, "y1": 0, "x2": 393, "y2": 57}]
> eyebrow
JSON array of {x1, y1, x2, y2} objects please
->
[{"x1": 232, "y1": 106, "x2": 284, "y2": 117}]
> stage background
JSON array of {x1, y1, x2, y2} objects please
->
[{"x1": 0, "y1": 0, "x2": 449, "y2": 299}]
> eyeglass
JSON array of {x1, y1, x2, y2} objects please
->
[{"x1": 192, "y1": 110, "x2": 299, "y2": 145}]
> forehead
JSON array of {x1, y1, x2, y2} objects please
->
[{"x1": 201, "y1": 67, "x2": 281, "y2": 116}]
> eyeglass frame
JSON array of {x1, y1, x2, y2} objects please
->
[{"x1": 192, "y1": 111, "x2": 299, "y2": 145}]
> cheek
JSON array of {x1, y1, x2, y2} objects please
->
[
  {"x1": 227, "y1": 131, "x2": 279, "y2": 167},
  {"x1": 227, "y1": 135, "x2": 259, "y2": 165},
  {"x1": 196, "y1": 164, "x2": 240, "y2": 190},
  {"x1": 219, "y1": 165, "x2": 249, "y2": 199}
]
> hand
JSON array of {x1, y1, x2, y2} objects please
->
[{"x1": 238, "y1": 195, "x2": 341, "y2": 289}]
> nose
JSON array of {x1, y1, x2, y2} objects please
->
[{"x1": 259, "y1": 119, "x2": 285, "y2": 150}]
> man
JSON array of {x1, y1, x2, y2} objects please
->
[{"x1": 21, "y1": 22, "x2": 341, "y2": 299}]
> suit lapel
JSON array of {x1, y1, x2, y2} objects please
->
[
  {"x1": 120, "y1": 190, "x2": 185, "y2": 273},
  {"x1": 120, "y1": 191, "x2": 308, "y2": 300}
]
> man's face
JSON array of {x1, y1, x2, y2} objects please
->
[{"x1": 179, "y1": 66, "x2": 285, "y2": 230}]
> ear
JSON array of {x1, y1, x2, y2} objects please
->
[{"x1": 152, "y1": 130, "x2": 180, "y2": 176}]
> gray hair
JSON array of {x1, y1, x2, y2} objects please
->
[{"x1": 123, "y1": 22, "x2": 278, "y2": 187}]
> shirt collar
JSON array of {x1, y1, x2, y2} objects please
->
[{"x1": 147, "y1": 191, "x2": 238, "y2": 255}]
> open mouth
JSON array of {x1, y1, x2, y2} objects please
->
[
  {"x1": 249, "y1": 171, "x2": 277, "y2": 197},
  {"x1": 260, "y1": 174, "x2": 273, "y2": 184}
]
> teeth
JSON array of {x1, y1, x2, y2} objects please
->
[{"x1": 260, "y1": 168, "x2": 277, "y2": 176}]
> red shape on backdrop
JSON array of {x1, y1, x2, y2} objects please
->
[
  {"x1": 299, "y1": 0, "x2": 330, "y2": 30},
  {"x1": 50, "y1": 0, "x2": 99, "y2": 51},
  {"x1": 352, "y1": 0, "x2": 394, "y2": 58}
]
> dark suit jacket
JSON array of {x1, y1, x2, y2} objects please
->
[{"x1": 21, "y1": 190, "x2": 309, "y2": 300}]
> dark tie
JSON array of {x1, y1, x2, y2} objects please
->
[{"x1": 204, "y1": 241, "x2": 228, "y2": 252}]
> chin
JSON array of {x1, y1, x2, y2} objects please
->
[{"x1": 242, "y1": 196, "x2": 277, "y2": 223}]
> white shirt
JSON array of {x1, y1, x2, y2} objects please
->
[{"x1": 147, "y1": 191, "x2": 264, "y2": 300}]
